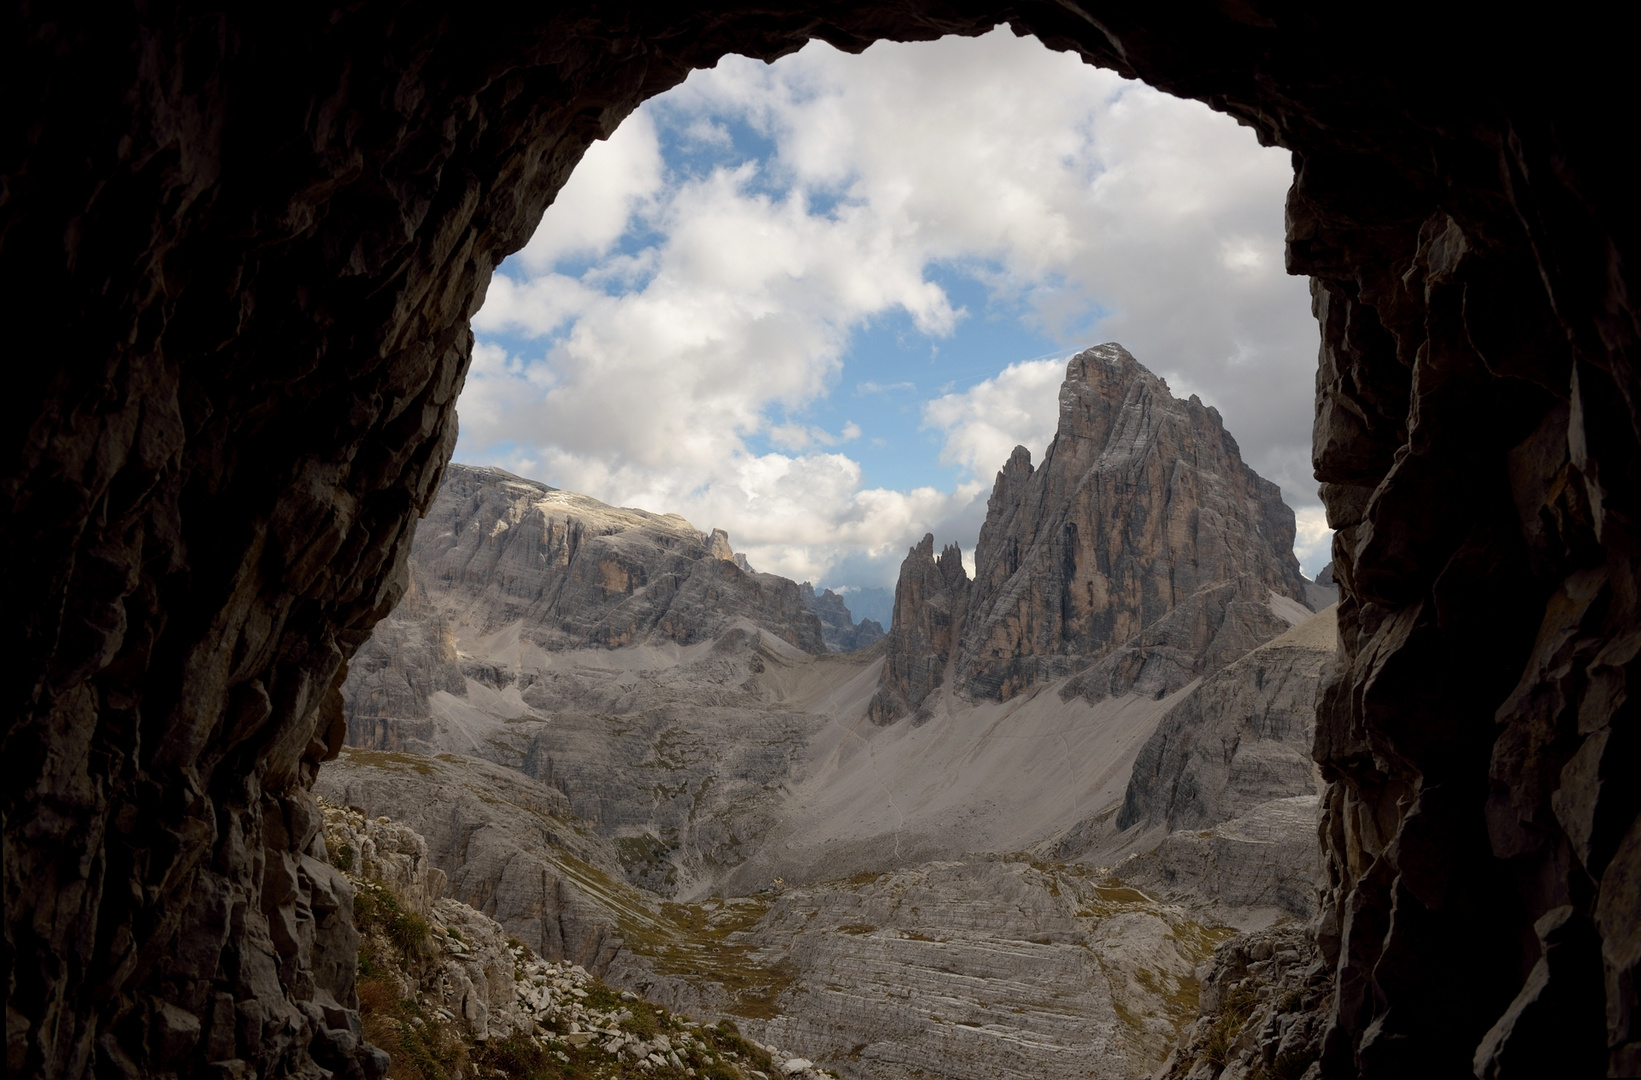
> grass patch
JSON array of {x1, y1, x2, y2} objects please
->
[
  {"x1": 1199, "y1": 983, "x2": 1259, "y2": 1069},
  {"x1": 543, "y1": 853, "x2": 794, "y2": 1020},
  {"x1": 356, "y1": 975, "x2": 468, "y2": 1080}
]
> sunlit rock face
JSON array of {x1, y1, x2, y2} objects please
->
[
  {"x1": 963, "y1": 344, "x2": 1310, "y2": 703},
  {"x1": 870, "y1": 345, "x2": 1311, "y2": 722},
  {"x1": 388, "y1": 463, "x2": 823, "y2": 654},
  {"x1": 3, "y1": 4, "x2": 1633, "y2": 1079}
]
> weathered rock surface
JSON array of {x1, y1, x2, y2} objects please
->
[
  {"x1": 344, "y1": 611, "x2": 871, "y2": 896},
  {"x1": 866, "y1": 535, "x2": 970, "y2": 724},
  {"x1": 1155, "y1": 921, "x2": 1332, "y2": 1080},
  {"x1": 9, "y1": 4, "x2": 1635, "y2": 1079},
  {"x1": 968, "y1": 346, "x2": 1311, "y2": 704},
  {"x1": 1137, "y1": 795, "x2": 1322, "y2": 919},
  {"x1": 316, "y1": 750, "x2": 634, "y2": 969},
  {"x1": 736, "y1": 858, "x2": 1226, "y2": 1080},
  {"x1": 324, "y1": 762, "x2": 1235, "y2": 1080},
  {"x1": 407, "y1": 463, "x2": 823, "y2": 653},
  {"x1": 340, "y1": 466, "x2": 858, "y2": 896},
  {"x1": 800, "y1": 583, "x2": 885, "y2": 653},
  {"x1": 871, "y1": 347, "x2": 1312, "y2": 724},
  {"x1": 320, "y1": 800, "x2": 839, "y2": 1080},
  {"x1": 1118, "y1": 606, "x2": 1334, "y2": 835}
]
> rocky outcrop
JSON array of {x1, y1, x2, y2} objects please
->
[
  {"x1": 7, "y1": 4, "x2": 1634, "y2": 1079},
  {"x1": 315, "y1": 751, "x2": 634, "y2": 968},
  {"x1": 866, "y1": 535, "x2": 970, "y2": 723},
  {"x1": 341, "y1": 610, "x2": 867, "y2": 896},
  {"x1": 1118, "y1": 607, "x2": 1334, "y2": 834},
  {"x1": 870, "y1": 348, "x2": 1311, "y2": 723},
  {"x1": 1156, "y1": 921, "x2": 1332, "y2": 1080},
  {"x1": 1140, "y1": 795, "x2": 1323, "y2": 919},
  {"x1": 740, "y1": 858, "x2": 1224, "y2": 1080},
  {"x1": 319, "y1": 800, "x2": 839, "y2": 1080},
  {"x1": 408, "y1": 464, "x2": 823, "y2": 653},
  {"x1": 800, "y1": 583, "x2": 885, "y2": 653},
  {"x1": 323, "y1": 757, "x2": 1235, "y2": 1080}
]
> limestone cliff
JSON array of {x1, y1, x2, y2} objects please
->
[
  {"x1": 1118, "y1": 606, "x2": 1335, "y2": 835},
  {"x1": 410, "y1": 464, "x2": 823, "y2": 653},
  {"x1": 871, "y1": 346, "x2": 1311, "y2": 723},
  {"x1": 866, "y1": 535, "x2": 970, "y2": 724}
]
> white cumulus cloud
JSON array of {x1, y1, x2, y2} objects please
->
[{"x1": 457, "y1": 29, "x2": 1327, "y2": 588}]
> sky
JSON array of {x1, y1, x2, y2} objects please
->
[{"x1": 455, "y1": 29, "x2": 1332, "y2": 597}]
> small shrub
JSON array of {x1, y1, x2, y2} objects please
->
[
  {"x1": 706, "y1": 1020, "x2": 773, "y2": 1073},
  {"x1": 699, "y1": 1063, "x2": 742, "y2": 1080},
  {"x1": 356, "y1": 974, "x2": 401, "y2": 1014},
  {"x1": 389, "y1": 911, "x2": 431, "y2": 955},
  {"x1": 473, "y1": 1031, "x2": 556, "y2": 1079}
]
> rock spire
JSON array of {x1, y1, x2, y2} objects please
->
[
  {"x1": 871, "y1": 344, "x2": 1312, "y2": 723},
  {"x1": 867, "y1": 535, "x2": 971, "y2": 724}
]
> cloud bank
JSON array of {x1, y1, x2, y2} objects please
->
[{"x1": 458, "y1": 30, "x2": 1330, "y2": 585}]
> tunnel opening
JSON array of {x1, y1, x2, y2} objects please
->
[{"x1": 3, "y1": 5, "x2": 1634, "y2": 1079}]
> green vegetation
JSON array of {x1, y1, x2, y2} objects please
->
[
  {"x1": 327, "y1": 838, "x2": 355, "y2": 872},
  {"x1": 538, "y1": 851, "x2": 795, "y2": 1020},
  {"x1": 357, "y1": 976, "x2": 469, "y2": 1080}
]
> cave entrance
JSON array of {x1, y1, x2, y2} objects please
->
[{"x1": 8, "y1": 5, "x2": 1632, "y2": 1080}]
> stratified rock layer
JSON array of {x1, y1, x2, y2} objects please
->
[
  {"x1": 1119, "y1": 607, "x2": 1334, "y2": 835},
  {"x1": 5, "y1": 5, "x2": 1634, "y2": 1079},
  {"x1": 410, "y1": 464, "x2": 823, "y2": 653}
]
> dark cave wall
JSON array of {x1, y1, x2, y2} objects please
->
[{"x1": 2, "y1": 3, "x2": 1633, "y2": 1078}]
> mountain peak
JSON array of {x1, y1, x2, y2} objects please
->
[{"x1": 872, "y1": 344, "x2": 1311, "y2": 721}]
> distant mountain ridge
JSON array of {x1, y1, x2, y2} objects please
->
[
  {"x1": 330, "y1": 354, "x2": 1337, "y2": 1080},
  {"x1": 799, "y1": 582, "x2": 885, "y2": 653}
]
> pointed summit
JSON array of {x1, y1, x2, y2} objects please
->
[{"x1": 871, "y1": 344, "x2": 1311, "y2": 719}]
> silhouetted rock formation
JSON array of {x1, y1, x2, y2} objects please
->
[
  {"x1": 871, "y1": 346, "x2": 1310, "y2": 723},
  {"x1": 800, "y1": 583, "x2": 885, "y2": 653},
  {"x1": 6, "y1": 5, "x2": 1635, "y2": 1079}
]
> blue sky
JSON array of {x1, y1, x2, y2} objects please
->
[{"x1": 456, "y1": 30, "x2": 1329, "y2": 592}]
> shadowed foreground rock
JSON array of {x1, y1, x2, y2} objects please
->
[{"x1": 4, "y1": 3, "x2": 1635, "y2": 1078}]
